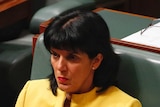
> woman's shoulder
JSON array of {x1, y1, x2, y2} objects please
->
[
  {"x1": 23, "y1": 78, "x2": 51, "y2": 94},
  {"x1": 26, "y1": 78, "x2": 50, "y2": 88},
  {"x1": 27, "y1": 78, "x2": 50, "y2": 84},
  {"x1": 16, "y1": 79, "x2": 60, "y2": 106},
  {"x1": 103, "y1": 86, "x2": 136, "y2": 100},
  {"x1": 21, "y1": 79, "x2": 56, "y2": 101},
  {"x1": 101, "y1": 86, "x2": 142, "y2": 107}
]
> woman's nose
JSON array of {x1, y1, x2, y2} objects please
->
[{"x1": 57, "y1": 57, "x2": 67, "y2": 71}]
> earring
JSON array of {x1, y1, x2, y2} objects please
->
[{"x1": 92, "y1": 67, "x2": 95, "y2": 70}]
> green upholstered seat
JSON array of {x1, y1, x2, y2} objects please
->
[
  {"x1": 114, "y1": 44, "x2": 160, "y2": 107},
  {"x1": 31, "y1": 34, "x2": 160, "y2": 107},
  {"x1": 31, "y1": 33, "x2": 52, "y2": 79},
  {"x1": 0, "y1": 42, "x2": 32, "y2": 106},
  {"x1": 29, "y1": 0, "x2": 96, "y2": 34}
]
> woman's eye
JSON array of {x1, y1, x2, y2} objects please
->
[
  {"x1": 51, "y1": 51, "x2": 59, "y2": 58},
  {"x1": 67, "y1": 54, "x2": 79, "y2": 61}
]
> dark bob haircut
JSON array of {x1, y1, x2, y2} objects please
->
[{"x1": 43, "y1": 10, "x2": 120, "y2": 95}]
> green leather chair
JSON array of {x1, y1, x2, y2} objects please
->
[
  {"x1": 31, "y1": 34, "x2": 160, "y2": 107},
  {"x1": 29, "y1": 0, "x2": 96, "y2": 34},
  {"x1": 0, "y1": 41, "x2": 32, "y2": 106}
]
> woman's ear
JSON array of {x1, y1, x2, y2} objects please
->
[{"x1": 92, "y1": 53, "x2": 103, "y2": 70}]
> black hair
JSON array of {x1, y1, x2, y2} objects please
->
[{"x1": 44, "y1": 10, "x2": 120, "y2": 95}]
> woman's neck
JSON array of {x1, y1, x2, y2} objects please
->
[{"x1": 66, "y1": 93, "x2": 72, "y2": 100}]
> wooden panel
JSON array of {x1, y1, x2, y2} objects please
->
[
  {"x1": 111, "y1": 38, "x2": 160, "y2": 54},
  {"x1": 0, "y1": 0, "x2": 30, "y2": 28},
  {"x1": 0, "y1": 0, "x2": 11, "y2": 4},
  {"x1": 32, "y1": 34, "x2": 40, "y2": 55},
  {"x1": 128, "y1": 0, "x2": 160, "y2": 18},
  {"x1": 0, "y1": 0, "x2": 26, "y2": 12},
  {"x1": 39, "y1": 18, "x2": 53, "y2": 33}
]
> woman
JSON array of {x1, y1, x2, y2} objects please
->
[{"x1": 15, "y1": 10, "x2": 142, "y2": 107}]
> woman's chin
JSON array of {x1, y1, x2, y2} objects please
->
[{"x1": 58, "y1": 84, "x2": 73, "y2": 92}]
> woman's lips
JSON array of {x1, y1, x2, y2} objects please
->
[{"x1": 58, "y1": 77, "x2": 68, "y2": 83}]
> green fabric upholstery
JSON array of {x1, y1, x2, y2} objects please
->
[
  {"x1": 0, "y1": 43, "x2": 32, "y2": 106},
  {"x1": 31, "y1": 34, "x2": 160, "y2": 107},
  {"x1": 29, "y1": 0, "x2": 96, "y2": 34},
  {"x1": 113, "y1": 44, "x2": 160, "y2": 107},
  {"x1": 31, "y1": 34, "x2": 52, "y2": 79},
  {"x1": 74, "y1": 0, "x2": 96, "y2": 4}
]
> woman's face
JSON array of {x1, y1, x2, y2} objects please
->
[{"x1": 50, "y1": 48, "x2": 102, "y2": 94}]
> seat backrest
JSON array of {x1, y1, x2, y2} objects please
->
[
  {"x1": 113, "y1": 44, "x2": 160, "y2": 107},
  {"x1": 31, "y1": 33, "x2": 160, "y2": 107},
  {"x1": 31, "y1": 33, "x2": 52, "y2": 79}
]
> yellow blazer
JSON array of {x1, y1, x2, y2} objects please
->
[{"x1": 15, "y1": 79, "x2": 142, "y2": 107}]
